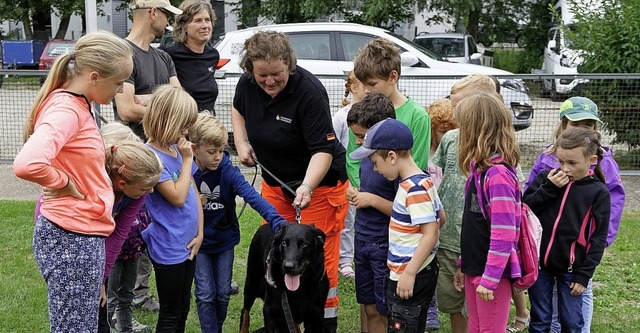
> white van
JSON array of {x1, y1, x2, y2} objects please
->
[{"x1": 540, "y1": 0, "x2": 589, "y2": 99}]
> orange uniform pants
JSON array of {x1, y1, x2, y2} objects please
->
[{"x1": 261, "y1": 180, "x2": 349, "y2": 318}]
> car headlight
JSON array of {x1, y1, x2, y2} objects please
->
[
  {"x1": 511, "y1": 103, "x2": 534, "y2": 120},
  {"x1": 560, "y1": 57, "x2": 577, "y2": 68},
  {"x1": 502, "y1": 79, "x2": 529, "y2": 93}
]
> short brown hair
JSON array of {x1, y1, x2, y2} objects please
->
[
  {"x1": 173, "y1": 0, "x2": 215, "y2": 43},
  {"x1": 346, "y1": 93, "x2": 395, "y2": 128},
  {"x1": 353, "y1": 38, "x2": 400, "y2": 82},
  {"x1": 240, "y1": 31, "x2": 297, "y2": 75}
]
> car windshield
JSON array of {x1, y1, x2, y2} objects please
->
[
  {"x1": 385, "y1": 32, "x2": 443, "y2": 61},
  {"x1": 47, "y1": 44, "x2": 75, "y2": 57},
  {"x1": 564, "y1": 24, "x2": 579, "y2": 50},
  {"x1": 414, "y1": 37, "x2": 465, "y2": 58}
]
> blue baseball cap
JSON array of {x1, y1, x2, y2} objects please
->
[
  {"x1": 349, "y1": 118, "x2": 413, "y2": 160},
  {"x1": 559, "y1": 96, "x2": 602, "y2": 123}
]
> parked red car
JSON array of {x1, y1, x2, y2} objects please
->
[{"x1": 38, "y1": 40, "x2": 76, "y2": 70}]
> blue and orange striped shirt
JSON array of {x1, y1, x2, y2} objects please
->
[{"x1": 388, "y1": 173, "x2": 442, "y2": 281}]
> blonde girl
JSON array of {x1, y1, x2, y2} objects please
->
[
  {"x1": 101, "y1": 129, "x2": 162, "y2": 332},
  {"x1": 453, "y1": 92, "x2": 522, "y2": 333},
  {"x1": 141, "y1": 84, "x2": 203, "y2": 331},
  {"x1": 32, "y1": 123, "x2": 162, "y2": 332},
  {"x1": 13, "y1": 30, "x2": 132, "y2": 332}
]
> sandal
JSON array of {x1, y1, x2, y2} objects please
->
[
  {"x1": 506, "y1": 312, "x2": 530, "y2": 333},
  {"x1": 339, "y1": 263, "x2": 355, "y2": 278}
]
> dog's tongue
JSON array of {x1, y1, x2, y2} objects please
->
[{"x1": 284, "y1": 274, "x2": 301, "y2": 291}]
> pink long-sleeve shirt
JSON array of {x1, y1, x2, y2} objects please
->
[{"x1": 14, "y1": 90, "x2": 115, "y2": 236}]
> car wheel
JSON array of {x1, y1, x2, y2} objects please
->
[
  {"x1": 550, "y1": 80, "x2": 564, "y2": 102},
  {"x1": 538, "y1": 80, "x2": 550, "y2": 97}
]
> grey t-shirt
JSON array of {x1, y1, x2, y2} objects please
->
[{"x1": 115, "y1": 40, "x2": 177, "y2": 140}]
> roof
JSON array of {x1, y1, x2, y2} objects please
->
[{"x1": 415, "y1": 32, "x2": 466, "y2": 40}]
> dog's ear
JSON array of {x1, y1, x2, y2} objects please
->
[
  {"x1": 312, "y1": 226, "x2": 326, "y2": 246},
  {"x1": 272, "y1": 223, "x2": 287, "y2": 256},
  {"x1": 274, "y1": 222, "x2": 288, "y2": 240}
]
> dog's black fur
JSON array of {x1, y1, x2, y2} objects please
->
[{"x1": 239, "y1": 223, "x2": 329, "y2": 333}]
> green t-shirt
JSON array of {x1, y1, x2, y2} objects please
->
[
  {"x1": 432, "y1": 129, "x2": 466, "y2": 253},
  {"x1": 346, "y1": 98, "x2": 431, "y2": 188}
]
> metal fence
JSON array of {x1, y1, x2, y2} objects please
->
[{"x1": 2, "y1": 70, "x2": 639, "y2": 172}]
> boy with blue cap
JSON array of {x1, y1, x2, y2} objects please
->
[{"x1": 351, "y1": 118, "x2": 444, "y2": 333}]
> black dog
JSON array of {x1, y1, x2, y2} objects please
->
[{"x1": 239, "y1": 223, "x2": 329, "y2": 333}]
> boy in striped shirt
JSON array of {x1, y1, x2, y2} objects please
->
[{"x1": 351, "y1": 118, "x2": 444, "y2": 333}]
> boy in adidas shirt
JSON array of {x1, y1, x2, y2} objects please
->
[{"x1": 190, "y1": 112, "x2": 285, "y2": 332}]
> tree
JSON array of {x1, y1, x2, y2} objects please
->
[
  {"x1": 0, "y1": 0, "x2": 106, "y2": 40},
  {"x1": 233, "y1": 0, "x2": 428, "y2": 30},
  {"x1": 567, "y1": 0, "x2": 640, "y2": 149}
]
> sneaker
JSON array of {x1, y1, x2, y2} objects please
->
[
  {"x1": 230, "y1": 281, "x2": 240, "y2": 295},
  {"x1": 133, "y1": 295, "x2": 159, "y2": 312},
  {"x1": 131, "y1": 318, "x2": 151, "y2": 333},
  {"x1": 425, "y1": 296, "x2": 439, "y2": 331},
  {"x1": 339, "y1": 263, "x2": 355, "y2": 278}
]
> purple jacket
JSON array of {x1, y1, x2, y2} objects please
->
[{"x1": 525, "y1": 146, "x2": 625, "y2": 246}]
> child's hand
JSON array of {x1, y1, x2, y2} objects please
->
[
  {"x1": 199, "y1": 194, "x2": 208, "y2": 207},
  {"x1": 187, "y1": 234, "x2": 203, "y2": 260},
  {"x1": 346, "y1": 187, "x2": 359, "y2": 206},
  {"x1": 350, "y1": 192, "x2": 375, "y2": 209},
  {"x1": 453, "y1": 268, "x2": 465, "y2": 292},
  {"x1": 396, "y1": 271, "x2": 416, "y2": 300},
  {"x1": 177, "y1": 137, "x2": 193, "y2": 160},
  {"x1": 100, "y1": 284, "x2": 107, "y2": 307},
  {"x1": 476, "y1": 285, "x2": 494, "y2": 301},
  {"x1": 548, "y1": 168, "x2": 570, "y2": 187},
  {"x1": 42, "y1": 180, "x2": 85, "y2": 201},
  {"x1": 570, "y1": 282, "x2": 586, "y2": 296}
]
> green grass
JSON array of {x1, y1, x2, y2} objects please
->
[{"x1": 1, "y1": 201, "x2": 639, "y2": 332}]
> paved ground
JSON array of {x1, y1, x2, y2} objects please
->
[{"x1": 1, "y1": 164, "x2": 638, "y2": 211}]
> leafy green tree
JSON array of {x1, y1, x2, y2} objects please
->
[
  {"x1": 233, "y1": 0, "x2": 428, "y2": 30},
  {"x1": 567, "y1": 0, "x2": 640, "y2": 148}
]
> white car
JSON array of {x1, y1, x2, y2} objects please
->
[
  {"x1": 213, "y1": 22, "x2": 533, "y2": 131},
  {"x1": 413, "y1": 32, "x2": 491, "y2": 66}
]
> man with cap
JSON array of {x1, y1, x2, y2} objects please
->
[
  {"x1": 523, "y1": 96, "x2": 625, "y2": 333},
  {"x1": 351, "y1": 118, "x2": 444, "y2": 333},
  {"x1": 110, "y1": 0, "x2": 182, "y2": 320},
  {"x1": 114, "y1": 0, "x2": 182, "y2": 141}
]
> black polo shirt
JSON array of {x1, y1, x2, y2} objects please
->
[
  {"x1": 160, "y1": 42, "x2": 219, "y2": 112},
  {"x1": 233, "y1": 66, "x2": 346, "y2": 187}
]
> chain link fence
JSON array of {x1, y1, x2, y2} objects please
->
[{"x1": 2, "y1": 70, "x2": 639, "y2": 172}]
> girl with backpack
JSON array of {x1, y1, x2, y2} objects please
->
[
  {"x1": 523, "y1": 127, "x2": 611, "y2": 333},
  {"x1": 452, "y1": 92, "x2": 523, "y2": 332}
]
